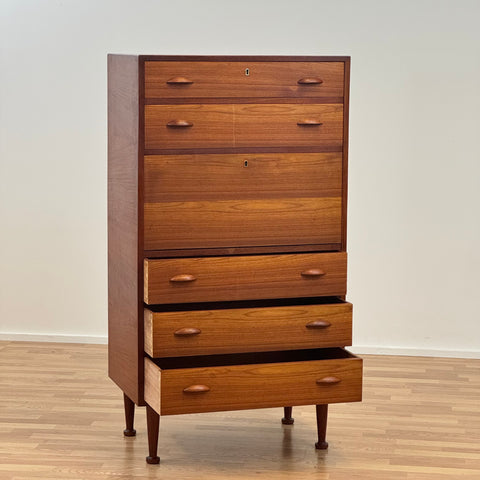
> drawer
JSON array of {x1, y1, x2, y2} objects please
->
[
  {"x1": 144, "y1": 152, "x2": 342, "y2": 251},
  {"x1": 144, "y1": 299, "x2": 352, "y2": 357},
  {"x1": 144, "y1": 104, "x2": 343, "y2": 150},
  {"x1": 144, "y1": 348, "x2": 362, "y2": 415},
  {"x1": 144, "y1": 61, "x2": 345, "y2": 99},
  {"x1": 143, "y1": 252, "x2": 347, "y2": 304}
]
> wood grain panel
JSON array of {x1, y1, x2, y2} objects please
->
[
  {"x1": 107, "y1": 54, "x2": 143, "y2": 405},
  {"x1": 144, "y1": 146, "x2": 343, "y2": 156},
  {"x1": 144, "y1": 153, "x2": 342, "y2": 202},
  {"x1": 144, "y1": 302, "x2": 352, "y2": 357},
  {"x1": 143, "y1": 252, "x2": 347, "y2": 304},
  {"x1": 144, "y1": 357, "x2": 161, "y2": 414},
  {"x1": 234, "y1": 104, "x2": 343, "y2": 147},
  {"x1": 145, "y1": 104, "x2": 233, "y2": 149},
  {"x1": 341, "y1": 57, "x2": 351, "y2": 251},
  {"x1": 144, "y1": 104, "x2": 343, "y2": 150},
  {"x1": 144, "y1": 243, "x2": 342, "y2": 258},
  {"x1": 144, "y1": 197, "x2": 341, "y2": 250},
  {"x1": 143, "y1": 350, "x2": 362, "y2": 415},
  {"x1": 145, "y1": 61, "x2": 344, "y2": 99}
]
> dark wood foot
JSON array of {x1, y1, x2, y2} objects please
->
[
  {"x1": 146, "y1": 404, "x2": 160, "y2": 464},
  {"x1": 282, "y1": 406, "x2": 294, "y2": 425},
  {"x1": 123, "y1": 392, "x2": 136, "y2": 437},
  {"x1": 315, "y1": 404, "x2": 329, "y2": 449}
]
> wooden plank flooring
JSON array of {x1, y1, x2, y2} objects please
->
[{"x1": 0, "y1": 341, "x2": 479, "y2": 479}]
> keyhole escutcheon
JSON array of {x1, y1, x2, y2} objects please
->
[{"x1": 245, "y1": 68, "x2": 250, "y2": 76}]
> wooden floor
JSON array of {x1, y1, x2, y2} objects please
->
[{"x1": 0, "y1": 341, "x2": 479, "y2": 480}]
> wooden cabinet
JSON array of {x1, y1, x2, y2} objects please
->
[{"x1": 108, "y1": 55, "x2": 361, "y2": 464}]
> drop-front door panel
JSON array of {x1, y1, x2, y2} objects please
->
[{"x1": 144, "y1": 152, "x2": 343, "y2": 251}]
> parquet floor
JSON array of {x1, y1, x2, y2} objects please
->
[{"x1": 0, "y1": 340, "x2": 479, "y2": 479}]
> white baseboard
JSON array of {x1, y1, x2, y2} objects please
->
[
  {"x1": 0, "y1": 333, "x2": 108, "y2": 344},
  {"x1": 349, "y1": 345, "x2": 480, "y2": 359},
  {"x1": 1, "y1": 333, "x2": 479, "y2": 358}
]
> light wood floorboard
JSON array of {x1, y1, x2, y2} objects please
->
[{"x1": 0, "y1": 341, "x2": 479, "y2": 479}]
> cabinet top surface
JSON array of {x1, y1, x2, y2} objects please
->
[{"x1": 108, "y1": 54, "x2": 350, "y2": 62}]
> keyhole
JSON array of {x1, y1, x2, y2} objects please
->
[
  {"x1": 244, "y1": 160, "x2": 248, "y2": 167},
  {"x1": 245, "y1": 68, "x2": 250, "y2": 76}
]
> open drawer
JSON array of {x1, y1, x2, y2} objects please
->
[
  {"x1": 144, "y1": 348, "x2": 362, "y2": 415},
  {"x1": 144, "y1": 252, "x2": 347, "y2": 304},
  {"x1": 144, "y1": 298, "x2": 352, "y2": 358}
]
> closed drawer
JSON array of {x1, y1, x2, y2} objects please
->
[
  {"x1": 144, "y1": 348, "x2": 362, "y2": 415},
  {"x1": 144, "y1": 299, "x2": 352, "y2": 357},
  {"x1": 143, "y1": 252, "x2": 347, "y2": 304},
  {"x1": 145, "y1": 61, "x2": 344, "y2": 99},
  {"x1": 144, "y1": 104, "x2": 343, "y2": 150},
  {"x1": 144, "y1": 152, "x2": 342, "y2": 250}
]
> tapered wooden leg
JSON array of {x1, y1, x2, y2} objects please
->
[
  {"x1": 146, "y1": 405, "x2": 160, "y2": 464},
  {"x1": 123, "y1": 393, "x2": 136, "y2": 437},
  {"x1": 282, "y1": 406, "x2": 294, "y2": 425},
  {"x1": 315, "y1": 404, "x2": 329, "y2": 449}
]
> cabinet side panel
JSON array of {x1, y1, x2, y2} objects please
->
[
  {"x1": 341, "y1": 58, "x2": 350, "y2": 252},
  {"x1": 108, "y1": 54, "x2": 143, "y2": 405}
]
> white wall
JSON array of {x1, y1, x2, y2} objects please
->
[{"x1": 1, "y1": 0, "x2": 479, "y2": 355}]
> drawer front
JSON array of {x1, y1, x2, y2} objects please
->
[
  {"x1": 145, "y1": 153, "x2": 342, "y2": 202},
  {"x1": 144, "y1": 104, "x2": 343, "y2": 150},
  {"x1": 144, "y1": 302, "x2": 352, "y2": 357},
  {"x1": 143, "y1": 252, "x2": 347, "y2": 304},
  {"x1": 144, "y1": 350, "x2": 362, "y2": 415},
  {"x1": 145, "y1": 104, "x2": 233, "y2": 150},
  {"x1": 144, "y1": 152, "x2": 342, "y2": 251},
  {"x1": 145, "y1": 61, "x2": 345, "y2": 99},
  {"x1": 145, "y1": 197, "x2": 341, "y2": 250}
]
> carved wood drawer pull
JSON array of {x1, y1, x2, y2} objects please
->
[
  {"x1": 166, "y1": 76, "x2": 194, "y2": 84},
  {"x1": 316, "y1": 376, "x2": 341, "y2": 385},
  {"x1": 167, "y1": 120, "x2": 194, "y2": 128},
  {"x1": 169, "y1": 274, "x2": 197, "y2": 283},
  {"x1": 305, "y1": 320, "x2": 332, "y2": 329},
  {"x1": 301, "y1": 268, "x2": 325, "y2": 277},
  {"x1": 183, "y1": 384, "x2": 211, "y2": 394},
  {"x1": 297, "y1": 120, "x2": 323, "y2": 126},
  {"x1": 297, "y1": 77, "x2": 323, "y2": 85},
  {"x1": 174, "y1": 327, "x2": 201, "y2": 336}
]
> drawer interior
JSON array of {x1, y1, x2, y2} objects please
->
[
  {"x1": 146, "y1": 295, "x2": 346, "y2": 313},
  {"x1": 151, "y1": 347, "x2": 357, "y2": 370}
]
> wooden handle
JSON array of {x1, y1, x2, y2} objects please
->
[
  {"x1": 305, "y1": 320, "x2": 331, "y2": 329},
  {"x1": 166, "y1": 76, "x2": 194, "y2": 85},
  {"x1": 316, "y1": 376, "x2": 341, "y2": 385},
  {"x1": 174, "y1": 327, "x2": 201, "y2": 336},
  {"x1": 297, "y1": 77, "x2": 323, "y2": 85},
  {"x1": 301, "y1": 269, "x2": 325, "y2": 277},
  {"x1": 297, "y1": 120, "x2": 323, "y2": 126},
  {"x1": 167, "y1": 120, "x2": 193, "y2": 128},
  {"x1": 169, "y1": 274, "x2": 197, "y2": 283},
  {"x1": 183, "y1": 384, "x2": 210, "y2": 394}
]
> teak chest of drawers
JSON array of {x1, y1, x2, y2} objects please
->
[{"x1": 108, "y1": 54, "x2": 362, "y2": 464}]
